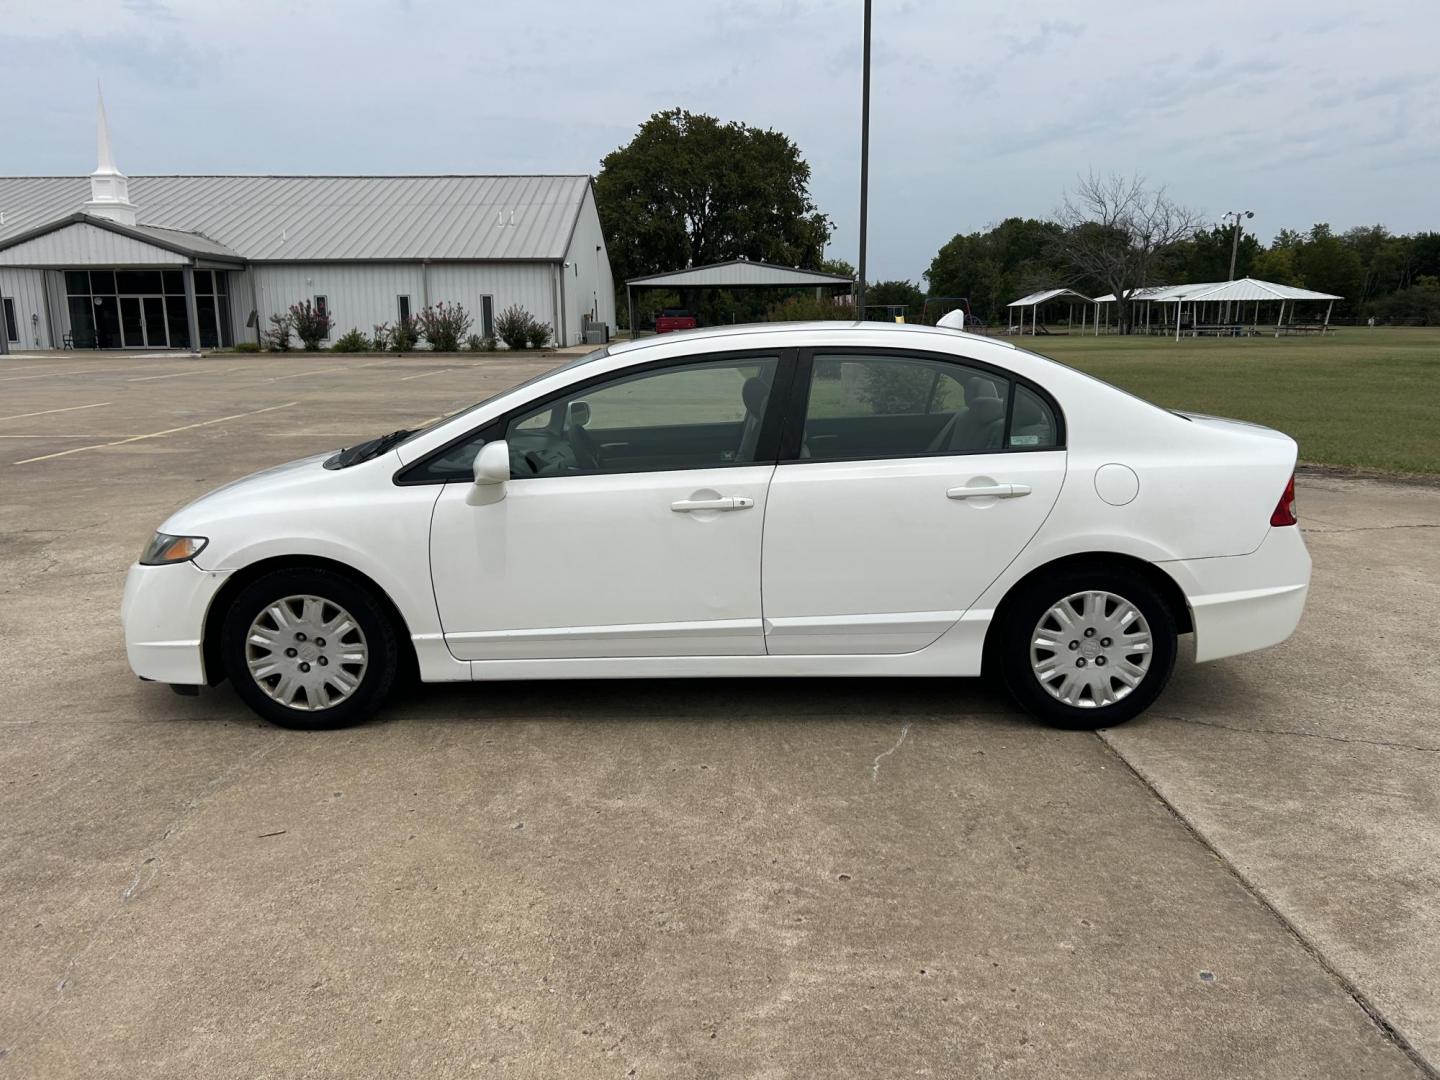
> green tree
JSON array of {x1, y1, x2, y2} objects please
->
[
  {"x1": 1371, "y1": 275, "x2": 1440, "y2": 325},
  {"x1": 1159, "y1": 226, "x2": 1262, "y2": 283},
  {"x1": 597, "y1": 109, "x2": 832, "y2": 324},
  {"x1": 925, "y1": 217, "x2": 1066, "y2": 323},
  {"x1": 1295, "y1": 224, "x2": 1364, "y2": 308},
  {"x1": 864, "y1": 279, "x2": 927, "y2": 320},
  {"x1": 1251, "y1": 246, "x2": 1302, "y2": 286}
]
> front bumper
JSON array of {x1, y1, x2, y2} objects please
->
[
  {"x1": 121, "y1": 561, "x2": 231, "y2": 685},
  {"x1": 1160, "y1": 526, "x2": 1311, "y2": 663}
]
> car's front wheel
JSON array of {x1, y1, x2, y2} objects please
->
[
  {"x1": 998, "y1": 566, "x2": 1177, "y2": 729},
  {"x1": 220, "y1": 568, "x2": 398, "y2": 729}
]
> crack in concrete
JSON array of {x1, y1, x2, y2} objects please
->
[
  {"x1": 4, "y1": 739, "x2": 281, "y2": 1061},
  {"x1": 870, "y1": 721, "x2": 912, "y2": 783},
  {"x1": 1097, "y1": 734, "x2": 1440, "y2": 1080},
  {"x1": 1153, "y1": 713, "x2": 1440, "y2": 755},
  {"x1": 1306, "y1": 523, "x2": 1440, "y2": 534}
]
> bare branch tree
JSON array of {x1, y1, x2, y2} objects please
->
[{"x1": 1053, "y1": 172, "x2": 1202, "y2": 334}]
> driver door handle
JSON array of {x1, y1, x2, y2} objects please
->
[
  {"x1": 671, "y1": 496, "x2": 755, "y2": 512},
  {"x1": 946, "y1": 484, "x2": 1031, "y2": 500}
]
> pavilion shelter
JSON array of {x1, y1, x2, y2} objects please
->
[{"x1": 1005, "y1": 288, "x2": 1093, "y2": 335}]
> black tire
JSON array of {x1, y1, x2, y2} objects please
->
[
  {"x1": 997, "y1": 565, "x2": 1177, "y2": 729},
  {"x1": 220, "y1": 567, "x2": 398, "y2": 730}
]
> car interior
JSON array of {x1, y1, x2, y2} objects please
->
[{"x1": 408, "y1": 353, "x2": 1059, "y2": 482}]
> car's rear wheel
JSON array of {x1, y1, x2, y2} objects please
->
[
  {"x1": 998, "y1": 566, "x2": 1177, "y2": 729},
  {"x1": 220, "y1": 568, "x2": 397, "y2": 729}
]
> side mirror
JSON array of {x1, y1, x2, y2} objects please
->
[
  {"x1": 473, "y1": 439, "x2": 510, "y2": 486},
  {"x1": 566, "y1": 400, "x2": 591, "y2": 428}
]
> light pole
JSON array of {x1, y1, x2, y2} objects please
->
[
  {"x1": 855, "y1": 0, "x2": 872, "y2": 320},
  {"x1": 1223, "y1": 209, "x2": 1254, "y2": 323}
]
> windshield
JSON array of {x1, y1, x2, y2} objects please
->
[{"x1": 323, "y1": 348, "x2": 612, "y2": 470}]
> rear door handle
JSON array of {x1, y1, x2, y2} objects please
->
[
  {"x1": 947, "y1": 484, "x2": 1031, "y2": 500},
  {"x1": 671, "y1": 496, "x2": 755, "y2": 512}
]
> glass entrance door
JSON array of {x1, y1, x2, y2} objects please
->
[
  {"x1": 142, "y1": 296, "x2": 168, "y2": 348},
  {"x1": 120, "y1": 297, "x2": 146, "y2": 348},
  {"x1": 118, "y1": 295, "x2": 170, "y2": 348}
]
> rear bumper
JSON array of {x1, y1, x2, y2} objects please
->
[
  {"x1": 1159, "y1": 526, "x2": 1311, "y2": 663},
  {"x1": 121, "y1": 561, "x2": 230, "y2": 685}
]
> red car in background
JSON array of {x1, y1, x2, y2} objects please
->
[{"x1": 654, "y1": 309, "x2": 698, "y2": 333}]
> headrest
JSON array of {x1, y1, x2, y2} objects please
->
[
  {"x1": 967, "y1": 376, "x2": 1000, "y2": 399},
  {"x1": 741, "y1": 376, "x2": 770, "y2": 416},
  {"x1": 966, "y1": 395, "x2": 1006, "y2": 424}
]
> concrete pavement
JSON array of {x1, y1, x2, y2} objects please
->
[{"x1": 0, "y1": 351, "x2": 1435, "y2": 1078}]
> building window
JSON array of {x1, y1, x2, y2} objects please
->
[
  {"x1": 2, "y1": 298, "x2": 18, "y2": 342},
  {"x1": 481, "y1": 295, "x2": 494, "y2": 339},
  {"x1": 314, "y1": 295, "x2": 329, "y2": 339},
  {"x1": 397, "y1": 295, "x2": 411, "y2": 324}
]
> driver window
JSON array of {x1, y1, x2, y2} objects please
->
[{"x1": 504, "y1": 356, "x2": 780, "y2": 478}]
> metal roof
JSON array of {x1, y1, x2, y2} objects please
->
[
  {"x1": 1150, "y1": 277, "x2": 1343, "y2": 302},
  {"x1": 626, "y1": 260, "x2": 854, "y2": 288},
  {"x1": 0, "y1": 175, "x2": 593, "y2": 262},
  {"x1": 1092, "y1": 284, "x2": 1177, "y2": 303},
  {"x1": 0, "y1": 212, "x2": 244, "y2": 265},
  {"x1": 1007, "y1": 287, "x2": 1092, "y2": 307}
]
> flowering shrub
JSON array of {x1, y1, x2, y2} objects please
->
[
  {"x1": 264, "y1": 313, "x2": 292, "y2": 351},
  {"x1": 494, "y1": 304, "x2": 553, "y2": 349},
  {"x1": 288, "y1": 300, "x2": 334, "y2": 350},
  {"x1": 371, "y1": 320, "x2": 418, "y2": 353},
  {"x1": 494, "y1": 304, "x2": 532, "y2": 349},
  {"x1": 414, "y1": 301, "x2": 473, "y2": 352}
]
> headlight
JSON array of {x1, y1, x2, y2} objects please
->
[{"x1": 139, "y1": 533, "x2": 208, "y2": 566}]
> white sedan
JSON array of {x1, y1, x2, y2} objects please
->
[{"x1": 122, "y1": 322, "x2": 1310, "y2": 730}]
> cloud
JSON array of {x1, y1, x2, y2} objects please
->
[{"x1": 1, "y1": 0, "x2": 1435, "y2": 279}]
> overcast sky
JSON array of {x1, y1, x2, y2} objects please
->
[{"x1": 4, "y1": 0, "x2": 1437, "y2": 280}]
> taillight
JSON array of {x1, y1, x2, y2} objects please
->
[{"x1": 1270, "y1": 473, "x2": 1297, "y2": 526}]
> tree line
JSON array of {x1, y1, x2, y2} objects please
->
[{"x1": 596, "y1": 110, "x2": 1440, "y2": 328}]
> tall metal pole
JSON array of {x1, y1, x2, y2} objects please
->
[
  {"x1": 1224, "y1": 209, "x2": 1253, "y2": 323},
  {"x1": 855, "y1": 0, "x2": 872, "y2": 320}
]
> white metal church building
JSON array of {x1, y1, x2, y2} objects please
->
[{"x1": 0, "y1": 96, "x2": 614, "y2": 353}]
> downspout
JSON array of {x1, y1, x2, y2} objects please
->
[
  {"x1": 249, "y1": 265, "x2": 262, "y2": 347},
  {"x1": 40, "y1": 272, "x2": 57, "y2": 349},
  {"x1": 557, "y1": 262, "x2": 568, "y2": 346},
  {"x1": 183, "y1": 263, "x2": 201, "y2": 356}
]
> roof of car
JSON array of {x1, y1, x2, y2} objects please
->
[{"x1": 609, "y1": 321, "x2": 1017, "y2": 355}]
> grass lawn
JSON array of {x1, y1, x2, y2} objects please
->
[{"x1": 1022, "y1": 327, "x2": 1440, "y2": 475}]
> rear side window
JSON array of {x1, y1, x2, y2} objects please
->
[
  {"x1": 1009, "y1": 384, "x2": 1058, "y2": 449},
  {"x1": 800, "y1": 353, "x2": 1011, "y2": 461}
]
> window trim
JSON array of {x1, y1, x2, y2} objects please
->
[
  {"x1": 780, "y1": 346, "x2": 1065, "y2": 464},
  {"x1": 394, "y1": 348, "x2": 797, "y2": 486},
  {"x1": 1, "y1": 297, "x2": 17, "y2": 343},
  {"x1": 314, "y1": 294, "x2": 329, "y2": 339},
  {"x1": 480, "y1": 294, "x2": 495, "y2": 340},
  {"x1": 397, "y1": 295, "x2": 411, "y2": 324}
]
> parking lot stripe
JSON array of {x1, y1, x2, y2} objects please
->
[
  {"x1": 256, "y1": 366, "x2": 344, "y2": 383},
  {"x1": 399, "y1": 369, "x2": 446, "y2": 381},
  {"x1": 127, "y1": 369, "x2": 208, "y2": 382},
  {"x1": 13, "y1": 401, "x2": 300, "y2": 465},
  {"x1": 0, "y1": 368, "x2": 108, "y2": 383},
  {"x1": 0, "y1": 402, "x2": 112, "y2": 422}
]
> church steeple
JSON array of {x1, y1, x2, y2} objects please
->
[{"x1": 84, "y1": 83, "x2": 137, "y2": 226}]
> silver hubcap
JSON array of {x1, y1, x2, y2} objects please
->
[
  {"x1": 1030, "y1": 590, "x2": 1153, "y2": 709},
  {"x1": 245, "y1": 595, "x2": 368, "y2": 711}
]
